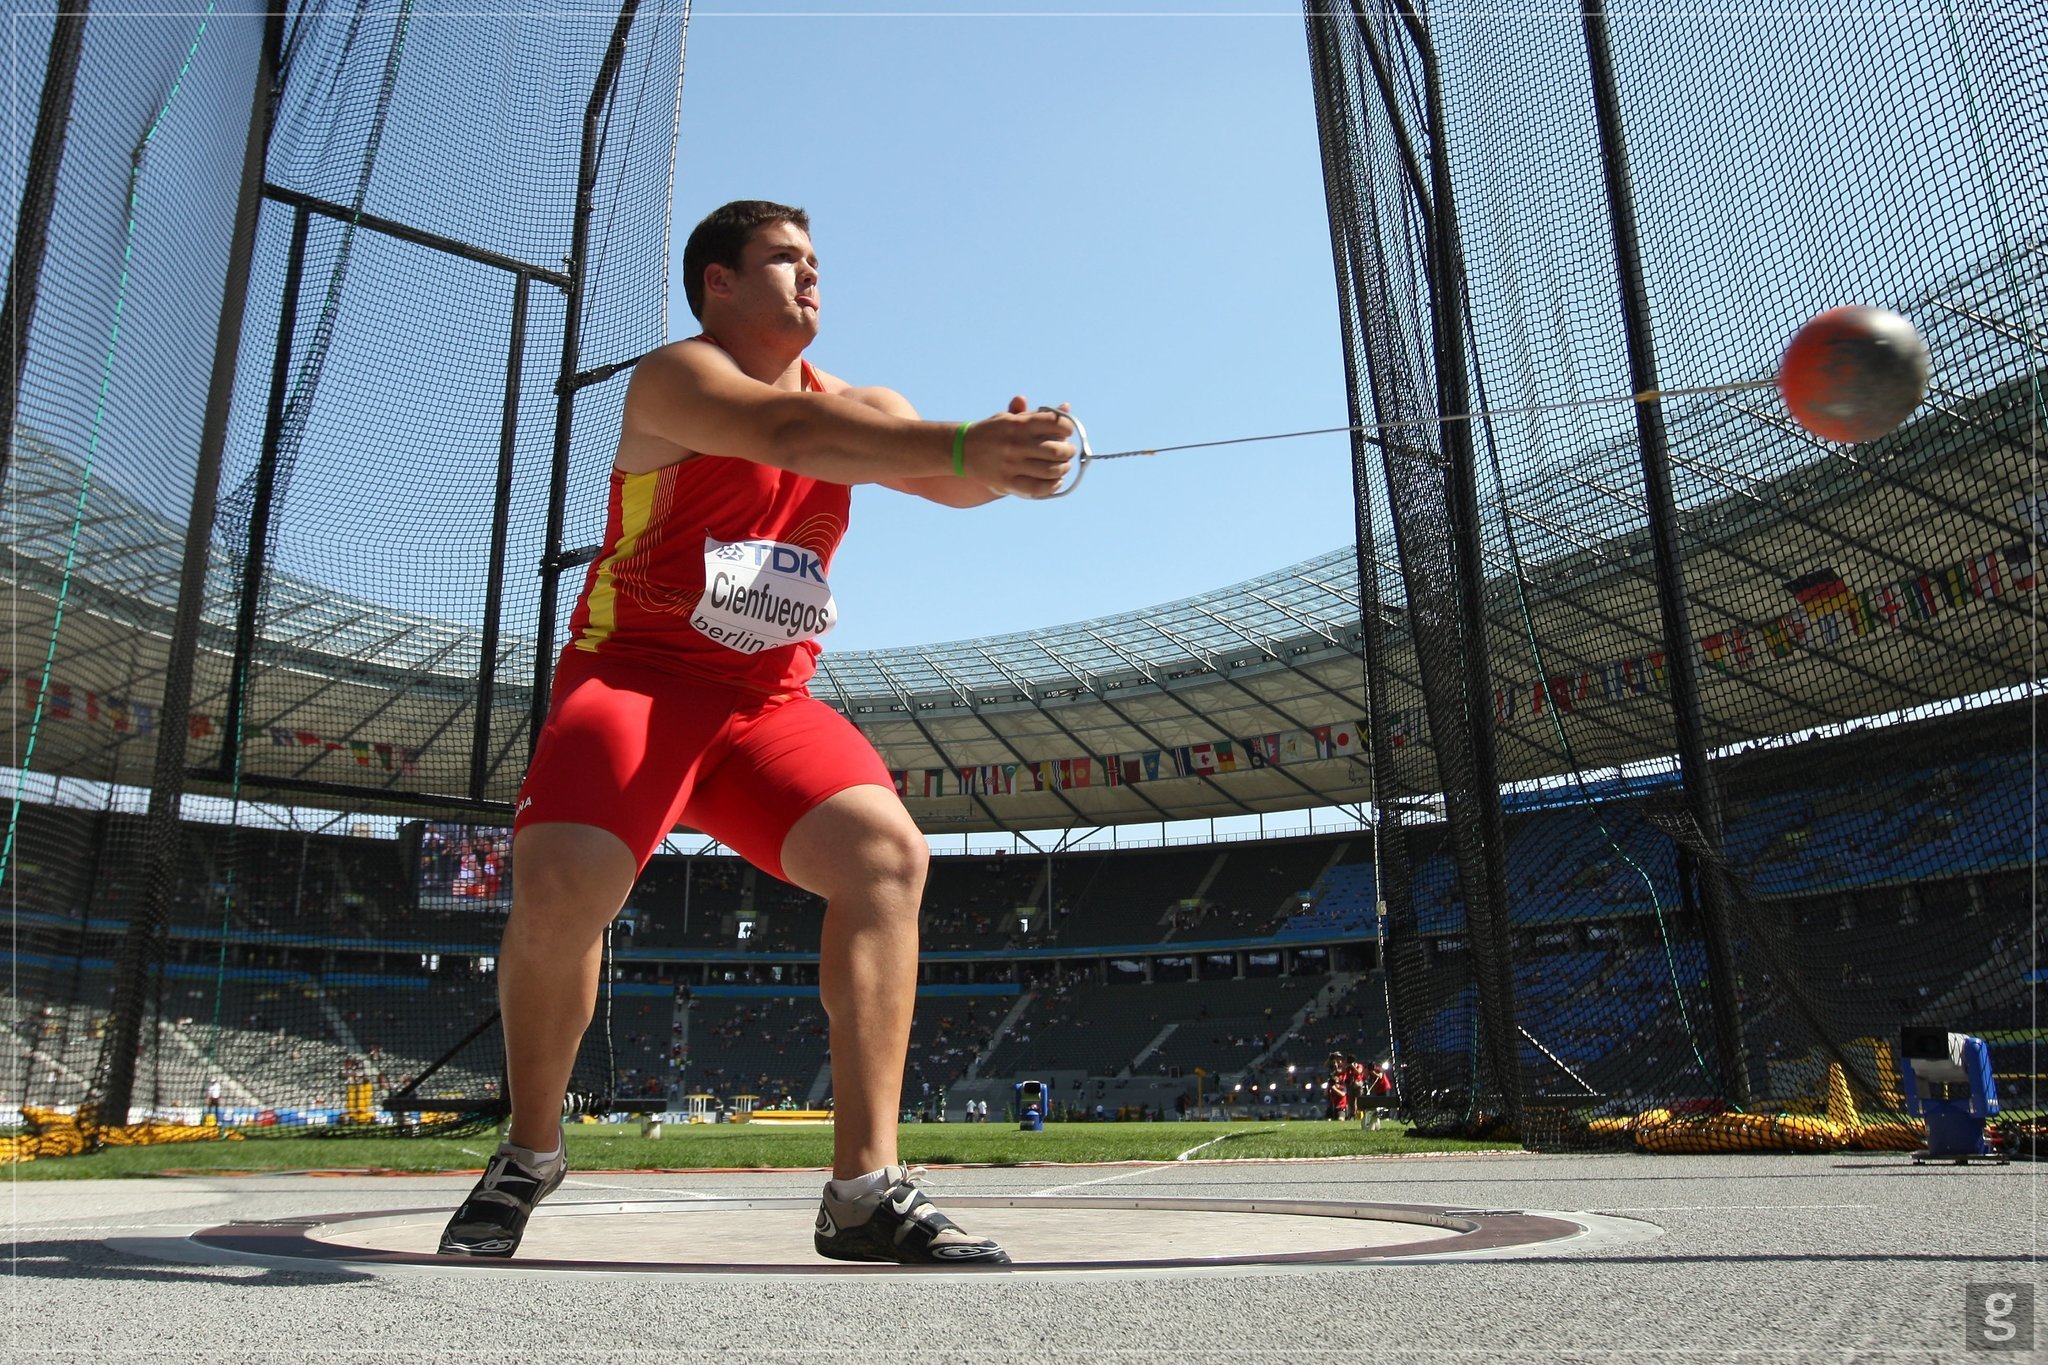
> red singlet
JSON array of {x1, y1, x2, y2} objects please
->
[
  {"x1": 565, "y1": 343, "x2": 846, "y2": 693},
  {"x1": 515, "y1": 339, "x2": 892, "y2": 880}
]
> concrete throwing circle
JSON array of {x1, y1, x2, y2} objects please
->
[{"x1": 190, "y1": 1195, "x2": 1611, "y2": 1274}]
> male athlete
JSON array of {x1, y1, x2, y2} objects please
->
[{"x1": 438, "y1": 201, "x2": 1074, "y2": 1264}]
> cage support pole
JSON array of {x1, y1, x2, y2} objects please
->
[
  {"x1": 99, "y1": 13, "x2": 284, "y2": 1126},
  {"x1": 472, "y1": 272, "x2": 529, "y2": 800},
  {"x1": 215, "y1": 204, "x2": 309, "y2": 776},
  {"x1": 0, "y1": 4, "x2": 90, "y2": 490},
  {"x1": 1401, "y1": 6, "x2": 1524, "y2": 1135},
  {"x1": 1581, "y1": 0, "x2": 1750, "y2": 1103},
  {"x1": 533, "y1": 0, "x2": 641, "y2": 754}
]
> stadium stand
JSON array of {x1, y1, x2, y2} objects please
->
[
  {"x1": 1188, "y1": 836, "x2": 1349, "y2": 938},
  {"x1": 685, "y1": 994, "x2": 829, "y2": 1105},
  {"x1": 1052, "y1": 846, "x2": 1216, "y2": 947}
]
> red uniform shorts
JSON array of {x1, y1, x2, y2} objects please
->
[{"x1": 513, "y1": 648, "x2": 894, "y2": 882}]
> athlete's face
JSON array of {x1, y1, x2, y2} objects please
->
[{"x1": 728, "y1": 221, "x2": 820, "y2": 339}]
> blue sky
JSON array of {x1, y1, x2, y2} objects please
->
[{"x1": 667, "y1": 3, "x2": 1359, "y2": 653}]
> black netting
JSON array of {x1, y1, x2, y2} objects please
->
[
  {"x1": 4, "y1": 0, "x2": 687, "y2": 1152},
  {"x1": 1307, "y1": 1, "x2": 2041, "y2": 1149}
]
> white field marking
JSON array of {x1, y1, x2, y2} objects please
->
[
  {"x1": 1032, "y1": 1163, "x2": 1164, "y2": 1196},
  {"x1": 1592, "y1": 1203, "x2": 1876, "y2": 1213},
  {"x1": 14, "y1": 1223, "x2": 218, "y2": 1233},
  {"x1": 1175, "y1": 1127, "x2": 1279, "y2": 1161},
  {"x1": 560, "y1": 1177, "x2": 712, "y2": 1199}
]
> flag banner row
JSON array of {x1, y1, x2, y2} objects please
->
[
  {"x1": 890, "y1": 722, "x2": 1368, "y2": 799},
  {"x1": 882, "y1": 535, "x2": 2033, "y2": 797},
  {"x1": 1505, "y1": 536, "x2": 2033, "y2": 722},
  {"x1": 2, "y1": 668, "x2": 421, "y2": 775}
]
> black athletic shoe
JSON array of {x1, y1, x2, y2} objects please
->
[
  {"x1": 813, "y1": 1165, "x2": 1011, "y2": 1266},
  {"x1": 437, "y1": 1145, "x2": 566, "y2": 1258}
]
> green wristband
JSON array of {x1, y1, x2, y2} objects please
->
[{"x1": 951, "y1": 421, "x2": 970, "y2": 477}]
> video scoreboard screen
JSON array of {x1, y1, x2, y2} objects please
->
[{"x1": 413, "y1": 823, "x2": 514, "y2": 911}]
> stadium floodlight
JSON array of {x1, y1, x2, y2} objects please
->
[{"x1": 1899, "y1": 1027, "x2": 2006, "y2": 1165}]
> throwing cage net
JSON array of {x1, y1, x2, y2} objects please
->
[
  {"x1": 1306, "y1": 1, "x2": 2041, "y2": 1150},
  {"x1": 4, "y1": 0, "x2": 688, "y2": 1157}
]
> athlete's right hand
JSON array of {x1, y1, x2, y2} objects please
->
[{"x1": 962, "y1": 396, "x2": 1076, "y2": 499}]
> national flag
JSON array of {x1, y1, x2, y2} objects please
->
[
  {"x1": 958, "y1": 767, "x2": 979, "y2": 796},
  {"x1": 296, "y1": 730, "x2": 320, "y2": 747},
  {"x1": 1901, "y1": 575, "x2": 1940, "y2": 620},
  {"x1": 921, "y1": 769, "x2": 947, "y2": 798},
  {"x1": 348, "y1": 740, "x2": 372, "y2": 767},
  {"x1": 1493, "y1": 686, "x2": 1518, "y2": 723},
  {"x1": 1328, "y1": 722, "x2": 1361, "y2": 757},
  {"x1": 398, "y1": 749, "x2": 419, "y2": 777},
  {"x1": 102, "y1": 695, "x2": 130, "y2": 732},
  {"x1": 1241, "y1": 735, "x2": 1275, "y2": 768},
  {"x1": 272, "y1": 728, "x2": 294, "y2": 746},
  {"x1": 1101, "y1": 756, "x2": 1122, "y2": 787},
  {"x1": 1002, "y1": 763, "x2": 1020, "y2": 794},
  {"x1": 1213, "y1": 741, "x2": 1237, "y2": 773},
  {"x1": 1312, "y1": 725, "x2": 1332, "y2": 758},
  {"x1": 1386, "y1": 711, "x2": 1412, "y2": 749},
  {"x1": 890, "y1": 770, "x2": 909, "y2": 797},
  {"x1": 1940, "y1": 564, "x2": 1971, "y2": 609},
  {"x1": 1277, "y1": 729, "x2": 1318, "y2": 764},
  {"x1": 2017, "y1": 491, "x2": 2048, "y2": 540},
  {"x1": 1188, "y1": 742, "x2": 1218, "y2": 775},
  {"x1": 1061, "y1": 757, "x2": 1092, "y2": 789},
  {"x1": 1968, "y1": 552, "x2": 2005, "y2": 599},
  {"x1": 2003, "y1": 543, "x2": 2038, "y2": 592},
  {"x1": 1597, "y1": 661, "x2": 1631, "y2": 700},
  {"x1": 1112, "y1": 754, "x2": 1145, "y2": 785},
  {"x1": 1703, "y1": 633, "x2": 1734, "y2": 674},
  {"x1": 374, "y1": 742, "x2": 394, "y2": 770},
  {"x1": 187, "y1": 713, "x2": 216, "y2": 739},
  {"x1": 1761, "y1": 619, "x2": 1801, "y2": 658},
  {"x1": 131, "y1": 701, "x2": 156, "y2": 737},
  {"x1": 1787, "y1": 567, "x2": 1850, "y2": 607},
  {"x1": 1869, "y1": 587, "x2": 1905, "y2": 630}
]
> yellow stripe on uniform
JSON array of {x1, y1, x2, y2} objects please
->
[{"x1": 575, "y1": 471, "x2": 660, "y2": 652}]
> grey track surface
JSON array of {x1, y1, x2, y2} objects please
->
[{"x1": 6, "y1": 1152, "x2": 2041, "y2": 1362}]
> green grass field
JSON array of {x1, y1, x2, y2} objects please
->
[{"x1": 8, "y1": 1120, "x2": 1520, "y2": 1180}]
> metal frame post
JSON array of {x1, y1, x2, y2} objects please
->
[
  {"x1": 100, "y1": 11, "x2": 284, "y2": 1126},
  {"x1": 471, "y1": 272, "x2": 530, "y2": 800},
  {"x1": 1399, "y1": 6, "x2": 1524, "y2": 1133},
  {"x1": 215, "y1": 204, "x2": 310, "y2": 774},
  {"x1": 0, "y1": 5, "x2": 91, "y2": 489},
  {"x1": 533, "y1": 0, "x2": 641, "y2": 753},
  {"x1": 1581, "y1": 0, "x2": 1749, "y2": 1102}
]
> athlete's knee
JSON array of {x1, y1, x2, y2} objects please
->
[
  {"x1": 785, "y1": 789, "x2": 928, "y2": 903},
  {"x1": 869, "y1": 818, "x2": 929, "y2": 893},
  {"x1": 508, "y1": 823, "x2": 637, "y2": 929}
]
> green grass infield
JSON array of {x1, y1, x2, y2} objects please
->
[{"x1": 9, "y1": 1119, "x2": 1521, "y2": 1179}]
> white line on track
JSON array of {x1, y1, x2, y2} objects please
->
[
  {"x1": 1591, "y1": 1204, "x2": 1875, "y2": 1213},
  {"x1": 1030, "y1": 1164, "x2": 1161, "y2": 1196},
  {"x1": 561, "y1": 1178, "x2": 712, "y2": 1198}
]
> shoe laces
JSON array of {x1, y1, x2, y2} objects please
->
[{"x1": 473, "y1": 1151, "x2": 551, "y2": 1207}]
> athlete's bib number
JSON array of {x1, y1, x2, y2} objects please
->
[{"x1": 692, "y1": 535, "x2": 837, "y2": 655}]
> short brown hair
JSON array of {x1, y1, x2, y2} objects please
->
[{"x1": 681, "y1": 199, "x2": 810, "y2": 321}]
